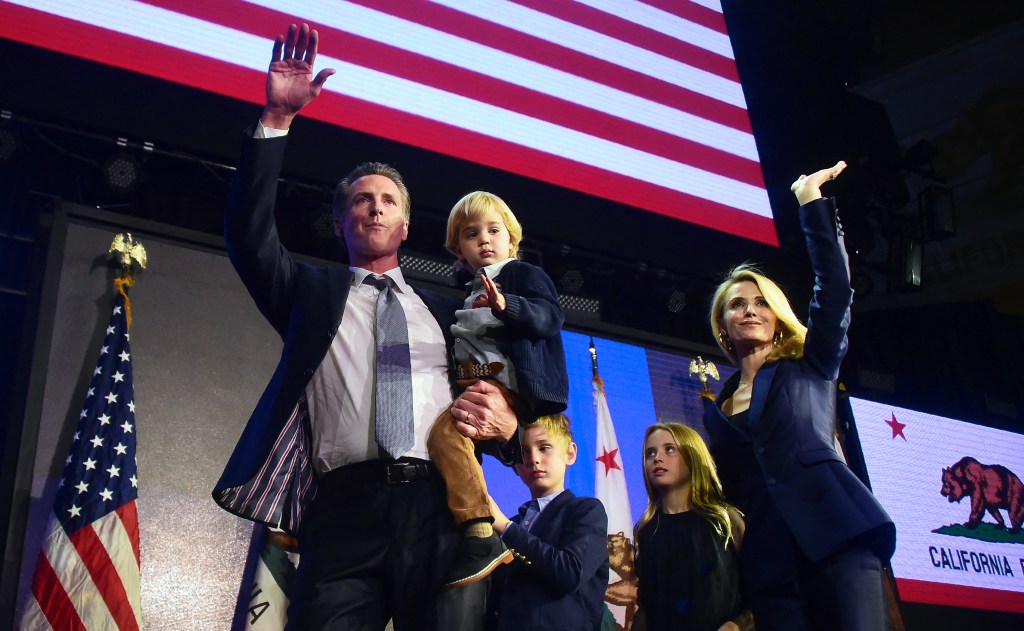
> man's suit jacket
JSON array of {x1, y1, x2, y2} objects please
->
[
  {"x1": 211, "y1": 131, "x2": 461, "y2": 534},
  {"x1": 491, "y1": 491, "x2": 610, "y2": 631},
  {"x1": 703, "y1": 198, "x2": 895, "y2": 583}
]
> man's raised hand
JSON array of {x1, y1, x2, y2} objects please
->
[{"x1": 261, "y1": 23, "x2": 336, "y2": 130}]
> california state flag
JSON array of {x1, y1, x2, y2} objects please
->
[
  {"x1": 240, "y1": 527, "x2": 299, "y2": 630},
  {"x1": 593, "y1": 372, "x2": 638, "y2": 631}
]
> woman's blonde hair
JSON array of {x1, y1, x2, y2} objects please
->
[
  {"x1": 444, "y1": 191, "x2": 523, "y2": 268},
  {"x1": 636, "y1": 423, "x2": 735, "y2": 548},
  {"x1": 709, "y1": 263, "x2": 807, "y2": 365}
]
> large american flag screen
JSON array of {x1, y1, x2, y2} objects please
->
[{"x1": 1, "y1": 0, "x2": 776, "y2": 245}]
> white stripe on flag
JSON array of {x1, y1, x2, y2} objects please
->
[
  {"x1": 252, "y1": 0, "x2": 757, "y2": 155},
  {"x1": 2, "y1": 0, "x2": 773, "y2": 236},
  {"x1": 5, "y1": 0, "x2": 771, "y2": 216},
  {"x1": 574, "y1": 0, "x2": 730, "y2": 56},
  {"x1": 36, "y1": 517, "x2": 121, "y2": 630},
  {"x1": 18, "y1": 592, "x2": 55, "y2": 631},
  {"x1": 91, "y1": 511, "x2": 143, "y2": 622},
  {"x1": 428, "y1": 0, "x2": 745, "y2": 104}
]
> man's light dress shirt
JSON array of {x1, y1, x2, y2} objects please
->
[
  {"x1": 255, "y1": 122, "x2": 451, "y2": 475},
  {"x1": 304, "y1": 267, "x2": 452, "y2": 474}
]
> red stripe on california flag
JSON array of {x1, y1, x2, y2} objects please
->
[
  {"x1": 116, "y1": 502, "x2": 141, "y2": 567},
  {"x1": 896, "y1": 578, "x2": 1024, "y2": 614},
  {"x1": 641, "y1": 0, "x2": 729, "y2": 33},
  {"x1": 511, "y1": 0, "x2": 739, "y2": 81},
  {"x1": 69, "y1": 524, "x2": 141, "y2": 631},
  {"x1": 30, "y1": 547, "x2": 89, "y2": 631},
  {"x1": 138, "y1": 0, "x2": 752, "y2": 134}
]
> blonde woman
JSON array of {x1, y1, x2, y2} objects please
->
[
  {"x1": 634, "y1": 423, "x2": 752, "y2": 631},
  {"x1": 703, "y1": 162, "x2": 895, "y2": 630}
]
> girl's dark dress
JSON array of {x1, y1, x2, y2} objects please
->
[{"x1": 636, "y1": 510, "x2": 742, "y2": 631}]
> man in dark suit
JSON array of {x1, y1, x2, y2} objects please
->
[
  {"x1": 488, "y1": 414, "x2": 609, "y2": 631},
  {"x1": 212, "y1": 24, "x2": 520, "y2": 631}
]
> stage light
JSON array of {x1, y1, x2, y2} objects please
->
[
  {"x1": 559, "y1": 294, "x2": 600, "y2": 319},
  {"x1": 399, "y1": 253, "x2": 455, "y2": 285},
  {"x1": 666, "y1": 288, "x2": 687, "y2": 314},
  {"x1": 102, "y1": 152, "x2": 143, "y2": 195},
  {"x1": 0, "y1": 126, "x2": 18, "y2": 165},
  {"x1": 312, "y1": 206, "x2": 336, "y2": 239},
  {"x1": 559, "y1": 268, "x2": 585, "y2": 294}
]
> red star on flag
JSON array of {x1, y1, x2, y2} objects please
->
[
  {"x1": 596, "y1": 447, "x2": 622, "y2": 476},
  {"x1": 885, "y1": 412, "x2": 907, "y2": 441}
]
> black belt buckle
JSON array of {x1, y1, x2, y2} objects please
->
[{"x1": 385, "y1": 461, "x2": 417, "y2": 485}]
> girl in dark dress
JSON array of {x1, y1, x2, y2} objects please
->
[{"x1": 634, "y1": 423, "x2": 753, "y2": 631}]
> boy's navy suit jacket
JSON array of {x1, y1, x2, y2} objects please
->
[{"x1": 491, "y1": 490, "x2": 610, "y2": 631}]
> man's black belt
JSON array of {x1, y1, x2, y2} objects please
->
[{"x1": 323, "y1": 457, "x2": 436, "y2": 487}]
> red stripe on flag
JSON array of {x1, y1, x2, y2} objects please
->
[
  {"x1": 0, "y1": 7, "x2": 776, "y2": 244},
  {"x1": 316, "y1": 91, "x2": 777, "y2": 244},
  {"x1": 341, "y1": 0, "x2": 751, "y2": 129},
  {"x1": 30, "y1": 547, "x2": 89, "y2": 631},
  {"x1": 139, "y1": 0, "x2": 753, "y2": 133},
  {"x1": 513, "y1": 0, "x2": 739, "y2": 80},
  {"x1": 896, "y1": 578, "x2": 1024, "y2": 614},
  {"x1": 641, "y1": 0, "x2": 729, "y2": 33},
  {"x1": 0, "y1": 6, "x2": 268, "y2": 109},
  {"x1": 116, "y1": 502, "x2": 141, "y2": 567},
  {"x1": 131, "y1": 0, "x2": 760, "y2": 180},
  {"x1": 69, "y1": 525, "x2": 141, "y2": 631},
  {"x1": 318, "y1": 35, "x2": 762, "y2": 185}
]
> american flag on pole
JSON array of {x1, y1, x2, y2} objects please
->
[
  {"x1": 20, "y1": 290, "x2": 142, "y2": 631},
  {"x1": 0, "y1": 0, "x2": 774, "y2": 244},
  {"x1": 590, "y1": 341, "x2": 637, "y2": 631}
]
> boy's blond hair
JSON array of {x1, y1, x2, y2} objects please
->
[
  {"x1": 528, "y1": 413, "x2": 574, "y2": 452},
  {"x1": 444, "y1": 191, "x2": 523, "y2": 265}
]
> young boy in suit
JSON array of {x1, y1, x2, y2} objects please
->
[
  {"x1": 430, "y1": 191, "x2": 569, "y2": 589},
  {"x1": 487, "y1": 414, "x2": 610, "y2": 631}
]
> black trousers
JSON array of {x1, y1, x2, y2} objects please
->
[
  {"x1": 750, "y1": 543, "x2": 886, "y2": 631},
  {"x1": 286, "y1": 459, "x2": 489, "y2": 631}
]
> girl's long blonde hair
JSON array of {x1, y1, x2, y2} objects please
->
[
  {"x1": 709, "y1": 263, "x2": 807, "y2": 365},
  {"x1": 635, "y1": 423, "x2": 736, "y2": 548}
]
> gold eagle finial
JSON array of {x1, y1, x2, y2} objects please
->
[
  {"x1": 689, "y1": 356, "x2": 720, "y2": 400},
  {"x1": 109, "y1": 232, "x2": 147, "y2": 277}
]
